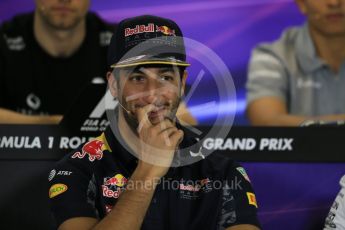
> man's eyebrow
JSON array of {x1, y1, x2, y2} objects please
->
[
  {"x1": 124, "y1": 68, "x2": 144, "y2": 75},
  {"x1": 157, "y1": 67, "x2": 177, "y2": 74},
  {"x1": 124, "y1": 67, "x2": 178, "y2": 75}
]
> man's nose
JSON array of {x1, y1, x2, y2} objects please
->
[
  {"x1": 143, "y1": 90, "x2": 159, "y2": 104},
  {"x1": 143, "y1": 80, "x2": 161, "y2": 104},
  {"x1": 327, "y1": 0, "x2": 342, "y2": 8}
]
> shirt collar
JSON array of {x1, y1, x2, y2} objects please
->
[
  {"x1": 296, "y1": 23, "x2": 326, "y2": 74},
  {"x1": 104, "y1": 124, "x2": 138, "y2": 170}
]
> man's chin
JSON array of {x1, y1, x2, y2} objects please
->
[{"x1": 47, "y1": 16, "x2": 81, "y2": 30}]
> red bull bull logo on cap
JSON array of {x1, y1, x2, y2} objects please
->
[
  {"x1": 156, "y1": 25, "x2": 176, "y2": 36},
  {"x1": 124, "y1": 23, "x2": 176, "y2": 37}
]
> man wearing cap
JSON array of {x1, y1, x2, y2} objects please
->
[
  {"x1": 246, "y1": 0, "x2": 345, "y2": 126},
  {"x1": 48, "y1": 15, "x2": 260, "y2": 230}
]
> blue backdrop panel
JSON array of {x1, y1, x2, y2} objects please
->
[
  {"x1": 0, "y1": 0, "x2": 305, "y2": 125},
  {"x1": 243, "y1": 162, "x2": 345, "y2": 230}
]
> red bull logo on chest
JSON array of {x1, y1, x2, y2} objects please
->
[
  {"x1": 71, "y1": 139, "x2": 104, "y2": 162},
  {"x1": 102, "y1": 174, "x2": 128, "y2": 199},
  {"x1": 104, "y1": 174, "x2": 127, "y2": 187}
]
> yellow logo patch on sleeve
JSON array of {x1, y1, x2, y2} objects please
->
[
  {"x1": 247, "y1": 192, "x2": 258, "y2": 208},
  {"x1": 49, "y1": 184, "x2": 68, "y2": 198}
]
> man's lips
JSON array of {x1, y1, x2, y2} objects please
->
[
  {"x1": 51, "y1": 6, "x2": 74, "y2": 13},
  {"x1": 148, "y1": 107, "x2": 166, "y2": 118},
  {"x1": 133, "y1": 104, "x2": 167, "y2": 112},
  {"x1": 326, "y1": 13, "x2": 344, "y2": 20}
]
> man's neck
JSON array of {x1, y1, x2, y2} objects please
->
[
  {"x1": 33, "y1": 11, "x2": 86, "y2": 58},
  {"x1": 309, "y1": 26, "x2": 345, "y2": 73}
]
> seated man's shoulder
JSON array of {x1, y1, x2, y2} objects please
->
[
  {"x1": 48, "y1": 134, "x2": 110, "y2": 228},
  {"x1": 253, "y1": 25, "x2": 303, "y2": 61},
  {"x1": 179, "y1": 126, "x2": 242, "y2": 175},
  {"x1": 85, "y1": 12, "x2": 116, "y2": 48},
  {"x1": 86, "y1": 12, "x2": 116, "y2": 36},
  {"x1": 1, "y1": 12, "x2": 33, "y2": 35},
  {"x1": 205, "y1": 152, "x2": 244, "y2": 174},
  {"x1": 56, "y1": 132, "x2": 111, "y2": 170},
  {"x1": 0, "y1": 13, "x2": 33, "y2": 53}
]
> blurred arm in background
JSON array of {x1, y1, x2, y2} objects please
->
[{"x1": 246, "y1": 0, "x2": 345, "y2": 126}]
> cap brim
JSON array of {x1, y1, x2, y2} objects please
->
[{"x1": 111, "y1": 55, "x2": 190, "y2": 68}]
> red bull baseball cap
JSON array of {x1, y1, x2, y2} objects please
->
[{"x1": 107, "y1": 15, "x2": 190, "y2": 69}]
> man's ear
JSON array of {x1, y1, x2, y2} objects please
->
[
  {"x1": 107, "y1": 71, "x2": 118, "y2": 98},
  {"x1": 181, "y1": 70, "x2": 188, "y2": 96},
  {"x1": 295, "y1": 0, "x2": 307, "y2": 15}
]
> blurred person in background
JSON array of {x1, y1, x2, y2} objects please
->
[
  {"x1": 246, "y1": 0, "x2": 345, "y2": 126},
  {"x1": 0, "y1": 0, "x2": 196, "y2": 125},
  {"x1": 0, "y1": 0, "x2": 114, "y2": 124}
]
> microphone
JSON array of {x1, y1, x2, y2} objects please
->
[{"x1": 117, "y1": 100, "x2": 132, "y2": 115}]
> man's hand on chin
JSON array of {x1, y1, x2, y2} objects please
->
[{"x1": 135, "y1": 104, "x2": 184, "y2": 179}]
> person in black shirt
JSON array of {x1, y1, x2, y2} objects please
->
[
  {"x1": 0, "y1": 0, "x2": 114, "y2": 124},
  {"x1": 48, "y1": 15, "x2": 261, "y2": 229}
]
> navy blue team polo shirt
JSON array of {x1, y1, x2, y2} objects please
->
[{"x1": 48, "y1": 125, "x2": 260, "y2": 229}]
